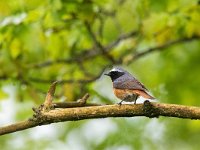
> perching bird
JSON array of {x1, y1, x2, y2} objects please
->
[{"x1": 105, "y1": 67, "x2": 155, "y2": 104}]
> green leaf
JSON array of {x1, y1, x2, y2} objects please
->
[{"x1": 9, "y1": 38, "x2": 22, "y2": 59}]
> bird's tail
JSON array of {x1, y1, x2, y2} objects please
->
[{"x1": 133, "y1": 90, "x2": 155, "y2": 99}]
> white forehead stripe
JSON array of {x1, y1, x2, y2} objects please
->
[{"x1": 110, "y1": 68, "x2": 123, "y2": 72}]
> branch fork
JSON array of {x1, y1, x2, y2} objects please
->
[{"x1": 30, "y1": 81, "x2": 90, "y2": 123}]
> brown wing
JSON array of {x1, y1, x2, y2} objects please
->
[
  {"x1": 114, "y1": 88, "x2": 154, "y2": 100},
  {"x1": 131, "y1": 89, "x2": 155, "y2": 99},
  {"x1": 114, "y1": 79, "x2": 148, "y2": 91}
]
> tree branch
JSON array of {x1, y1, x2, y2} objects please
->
[
  {"x1": 27, "y1": 66, "x2": 107, "y2": 84},
  {"x1": 42, "y1": 81, "x2": 58, "y2": 111},
  {"x1": 0, "y1": 120, "x2": 38, "y2": 136},
  {"x1": 1, "y1": 101, "x2": 200, "y2": 136},
  {"x1": 84, "y1": 21, "x2": 116, "y2": 63},
  {"x1": 27, "y1": 30, "x2": 137, "y2": 69},
  {"x1": 22, "y1": 35, "x2": 199, "y2": 85},
  {"x1": 1, "y1": 82, "x2": 200, "y2": 136},
  {"x1": 43, "y1": 101, "x2": 200, "y2": 120},
  {"x1": 125, "y1": 35, "x2": 200, "y2": 64}
]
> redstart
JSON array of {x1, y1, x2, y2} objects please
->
[{"x1": 105, "y1": 67, "x2": 155, "y2": 104}]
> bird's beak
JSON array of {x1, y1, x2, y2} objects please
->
[{"x1": 104, "y1": 73, "x2": 110, "y2": 76}]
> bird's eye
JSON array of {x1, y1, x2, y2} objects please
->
[{"x1": 111, "y1": 71, "x2": 117, "y2": 74}]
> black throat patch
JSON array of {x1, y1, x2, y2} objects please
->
[{"x1": 109, "y1": 71, "x2": 125, "y2": 81}]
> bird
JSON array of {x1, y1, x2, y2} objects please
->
[{"x1": 104, "y1": 67, "x2": 155, "y2": 104}]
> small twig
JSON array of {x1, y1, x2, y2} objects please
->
[
  {"x1": 42, "y1": 81, "x2": 58, "y2": 111},
  {"x1": 26, "y1": 30, "x2": 138, "y2": 69},
  {"x1": 97, "y1": 16, "x2": 104, "y2": 40},
  {"x1": 28, "y1": 77, "x2": 99, "y2": 84},
  {"x1": 125, "y1": 35, "x2": 200, "y2": 65},
  {"x1": 27, "y1": 66, "x2": 107, "y2": 85},
  {"x1": 77, "y1": 93, "x2": 90, "y2": 104},
  {"x1": 53, "y1": 93, "x2": 104, "y2": 108},
  {"x1": 105, "y1": 30, "x2": 138, "y2": 51},
  {"x1": 53, "y1": 102, "x2": 102, "y2": 108},
  {"x1": 84, "y1": 21, "x2": 116, "y2": 63},
  {"x1": 29, "y1": 81, "x2": 59, "y2": 122},
  {"x1": 78, "y1": 63, "x2": 94, "y2": 77}
]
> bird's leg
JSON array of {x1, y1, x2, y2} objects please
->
[
  {"x1": 118, "y1": 100, "x2": 123, "y2": 105},
  {"x1": 133, "y1": 95, "x2": 139, "y2": 104}
]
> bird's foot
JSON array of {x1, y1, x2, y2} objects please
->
[
  {"x1": 118, "y1": 100, "x2": 123, "y2": 106},
  {"x1": 133, "y1": 95, "x2": 138, "y2": 104}
]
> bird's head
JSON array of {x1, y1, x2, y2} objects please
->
[{"x1": 104, "y1": 67, "x2": 125, "y2": 81}]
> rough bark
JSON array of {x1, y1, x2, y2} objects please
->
[
  {"x1": 1, "y1": 101, "x2": 200, "y2": 136},
  {"x1": 1, "y1": 82, "x2": 200, "y2": 136}
]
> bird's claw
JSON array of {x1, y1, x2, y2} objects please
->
[{"x1": 118, "y1": 100, "x2": 123, "y2": 106}]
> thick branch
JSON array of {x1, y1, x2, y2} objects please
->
[
  {"x1": 42, "y1": 102, "x2": 200, "y2": 121},
  {"x1": 1, "y1": 101, "x2": 200, "y2": 136}
]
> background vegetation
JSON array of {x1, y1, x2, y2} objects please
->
[{"x1": 0, "y1": 0, "x2": 200, "y2": 149}]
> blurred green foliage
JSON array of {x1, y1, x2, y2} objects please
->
[{"x1": 0, "y1": 0, "x2": 200, "y2": 149}]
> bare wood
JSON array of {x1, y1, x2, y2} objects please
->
[
  {"x1": 53, "y1": 93, "x2": 98, "y2": 108},
  {"x1": 1, "y1": 101, "x2": 200, "y2": 136},
  {"x1": 43, "y1": 81, "x2": 58, "y2": 111}
]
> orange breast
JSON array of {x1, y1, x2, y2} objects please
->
[{"x1": 113, "y1": 88, "x2": 128, "y2": 100}]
